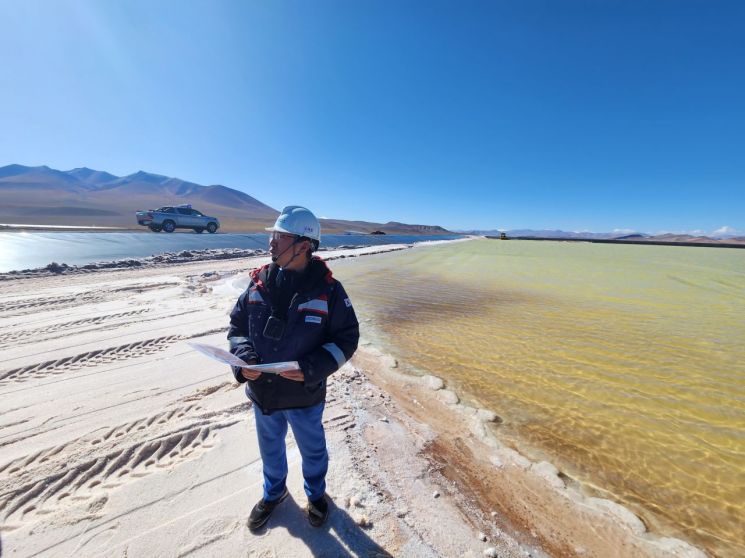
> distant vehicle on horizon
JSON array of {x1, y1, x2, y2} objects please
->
[{"x1": 135, "y1": 204, "x2": 220, "y2": 233}]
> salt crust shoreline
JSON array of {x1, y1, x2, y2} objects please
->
[
  {"x1": 0, "y1": 243, "x2": 406, "y2": 279},
  {"x1": 0, "y1": 239, "x2": 707, "y2": 557},
  {"x1": 356, "y1": 346, "x2": 707, "y2": 557}
]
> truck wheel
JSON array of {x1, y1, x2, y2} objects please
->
[
  {"x1": 194, "y1": 228, "x2": 203, "y2": 233},
  {"x1": 207, "y1": 222, "x2": 217, "y2": 234},
  {"x1": 162, "y1": 220, "x2": 176, "y2": 233},
  {"x1": 148, "y1": 225, "x2": 162, "y2": 232}
]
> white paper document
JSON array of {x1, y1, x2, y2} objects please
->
[
  {"x1": 187, "y1": 342, "x2": 299, "y2": 374},
  {"x1": 242, "y1": 362, "x2": 301, "y2": 374}
]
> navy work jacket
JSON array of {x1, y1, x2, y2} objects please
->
[{"x1": 227, "y1": 257, "x2": 359, "y2": 414}]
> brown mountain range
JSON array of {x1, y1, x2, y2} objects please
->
[
  {"x1": 642, "y1": 233, "x2": 745, "y2": 244},
  {"x1": 0, "y1": 164, "x2": 453, "y2": 235}
]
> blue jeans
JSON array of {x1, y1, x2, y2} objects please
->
[{"x1": 253, "y1": 401, "x2": 328, "y2": 502}]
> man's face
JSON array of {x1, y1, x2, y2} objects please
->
[{"x1": 269, "y1": 231, "x2": 301, "y2": 267}]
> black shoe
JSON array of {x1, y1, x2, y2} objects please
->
[
  {"x1": 248, "y1": 488, "x2": 289, "y2": 531},
  {"x1": 308, "y1": 495, "x2": 329, "y2": 527}
]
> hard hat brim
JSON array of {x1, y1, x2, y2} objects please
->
[{"x1": 265, "y1": 225, "x2": 296, "y2": 234}]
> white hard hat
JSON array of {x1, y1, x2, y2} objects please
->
[{"x1": 266, "y1": 206, "x2": 321, "y2": 242}]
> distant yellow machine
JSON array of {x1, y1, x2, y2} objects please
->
[{"x1": 500, "y1": 231, "x2": 507, "y2": 240}]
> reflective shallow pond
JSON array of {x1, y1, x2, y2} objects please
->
[
  {"x1": 0, "y1": 231, "x2": 462, "y2": 272},
  {"x1": 333, "y1": 239, "x2": 745, "y2": 557}
]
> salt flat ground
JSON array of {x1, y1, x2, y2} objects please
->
[{"x1": 0, "y1": 246, "x2": 708, "y2": 558}]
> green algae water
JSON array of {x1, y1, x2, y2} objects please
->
[{"x1": 332, "y1": 239, "x2": 745, "y2": 557}]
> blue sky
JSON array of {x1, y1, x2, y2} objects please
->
[{"x1": 1, "y1": 1, "x2": 743, "y2": 233}]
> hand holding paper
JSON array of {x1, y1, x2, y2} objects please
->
[{"x1": 187, "y1": 342, "x2": 299, "y2": 375}]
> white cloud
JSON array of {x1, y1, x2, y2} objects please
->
[
  {"x1": 612, "y1": 228, "x2": 635, "y2": 234},
  {"x1": 711, "y1": 225, "x2": 740, "y2": 238}
]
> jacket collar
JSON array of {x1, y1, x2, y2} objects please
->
[{"x1": 251, "y1": 256, "x2": 333, "y2": 294}]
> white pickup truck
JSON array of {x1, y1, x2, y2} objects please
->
[{"x1": 135, "y1": 205, "x2": 220, "y2": 233}]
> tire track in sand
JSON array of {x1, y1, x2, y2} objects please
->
[
  {"x1": 0, "y1": 398, "x2": 251, "y2": 527},
  {"x1": 0, "y1": 282, "x2": 175, "y2": 318},
  {"x1": 90, "y1": 404, "x2": 204, "y2": 446},
  {"x1": 0, "y1": 402, "x2": 213, "y2": 478},
  {"x1": 0, "y1": 309, "x2": 204, "y2": 349},
  {"x1": 0, "y1": 335, "x2": 183, "y2": 384},
  {"x1": 0, "y1": 309, "x2": 152, "y2": 348},
  {"x1": 0, "y1": 329, "x2": 226, "y2": 385},
  {"x1": 0, "y1": 423, "x2": 224, "y2": 525},
  {"x1": 0, "y1": 292, "x2": 104, "y2": 316}
]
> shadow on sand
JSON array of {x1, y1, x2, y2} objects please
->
[{"x1": 252, "y1": 494, "x2": 393, "y2": 557}]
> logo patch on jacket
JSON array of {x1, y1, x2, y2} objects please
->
[
  {"x1": 305, "y1": 315, "x2": 323, "y2": 324},
  {"x1": 297, "y1": 298, "x2": 328, "y2": 315},
  {"x1": 344, "y1": 297, "x2": 352, "y2": 308}
]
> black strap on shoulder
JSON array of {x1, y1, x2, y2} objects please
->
[{"x1": 267, "y1": 265, "x2": 301, "y2": 321}]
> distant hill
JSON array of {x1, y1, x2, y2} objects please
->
[
  {"x1": 457, "y1": 228, "x2": 642, "y2": 239},
  {"x1": 66, "y1": 167, "x2": 119, "y2": 185},
  {"x1": 507, "y1": 229, "x2": 635, "y2": 239},
  {"x1": 321, "y1": 218, "x2": 451, "y2": 235},
  {"x1": 457, "y1": 228, "x2": 745, "y2": 246},
  {"x1": 509, "y1": 230, "x2": 745, "y2": 245},
  {"x1": 0, "y1": 164, "x2": 453, "y2": 235},
  {"x1": 641, "y1": 233, "x2": 745, "y2": 245},
  {"x1": 614, "y1": 234, "x2": 647, "y2": 240}
]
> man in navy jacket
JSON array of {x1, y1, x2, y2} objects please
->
[{"x1": 228, "y1": 206, "x2": 359, "y2": 530}]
